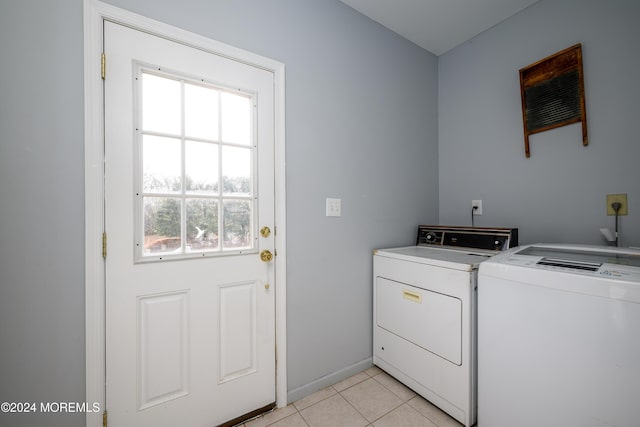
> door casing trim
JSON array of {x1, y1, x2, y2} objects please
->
[{"x1": 83, "y1": 1, "x2": 287, "y2": 425}]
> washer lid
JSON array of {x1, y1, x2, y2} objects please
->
[
  {"x1": 487, "y1": 244, "x2": 640, "y2": 281},
  {"x1": 480, "y1": 244, "x2": 640, "y2": 303},
  {"x1": 374, "y1": 245, "x2": 495, "y2": 271},
  {"x1": 517, "y1": 245, "x2": 640, "y2": 269}
]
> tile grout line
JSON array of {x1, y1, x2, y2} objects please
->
[
  {"x1": 340, "y1": 369, "x2": 448, "y2": 427},
  {"x1": 247, "y1": 366, "x2": 447, "y2": 427},
  {"x1": 267, "y1": 368, "x2": 376, "y2": 426},
  {"x1": 316, "y1": 369, "x2": 394, "y2": 426},
  {"x1": 345, "y1": 370, "x2": 422, "y2": 426}
]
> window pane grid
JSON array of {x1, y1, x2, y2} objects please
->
[{"x1": 138, "y1": 68, "x2": 255, "y2": 260}]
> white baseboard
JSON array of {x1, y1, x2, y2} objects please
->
[{"x1": 287, "y1": 357, "x2": 373, "y2": 403}]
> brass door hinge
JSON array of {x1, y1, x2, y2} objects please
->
[
  {"x1": 101, "y1": 52, "x2": 106, "y2": 80},
  {"x1": 103, "y1": 410, "x2": 108, "y2": 427},
  {"x1": 102, "y1": 232, "x2": 107, "y2": 258}
]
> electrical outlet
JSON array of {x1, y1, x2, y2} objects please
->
[
  {"x1": 472, "y1": 200, "x2": 483, "y2": 215},
  {"x1": 607, "y1": 193, "x2": 628, "y2": 216}
]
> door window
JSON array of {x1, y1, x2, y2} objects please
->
[{"x1": 136, "y1": 67, "x2": 255, "y2": 260}]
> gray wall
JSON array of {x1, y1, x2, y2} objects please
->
[
  {"x1": 439, "y1": 0, "x2": 640, "y2": 246},
  {"x1": 0, "y1": 0, "x2": 438, "y2": 424},
  {"x1": 0, "y1": 1, "x2": 86, "y2": 426}
]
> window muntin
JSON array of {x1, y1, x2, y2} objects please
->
[{"x1": 135, "y1": 66, "x2": 256, "y2": 261}]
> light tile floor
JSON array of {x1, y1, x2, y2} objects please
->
[{"x1": 239, "y1": 366, "x2": 464, "y2": 427}]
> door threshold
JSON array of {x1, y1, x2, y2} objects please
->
[{"x1": 218, "y1": 402, "x2": 277, "y2": 427}]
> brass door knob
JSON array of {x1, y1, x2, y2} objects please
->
[
  {"x1": 260, "y1": 249, "x2": 273, "y2": 262},
  {"x1": 260, "y1": 226, "x2": 271, "y2": 238}
]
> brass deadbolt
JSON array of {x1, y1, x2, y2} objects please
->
[{"x1": 260, "y1": 226, "x2": 271, "y2": 238}]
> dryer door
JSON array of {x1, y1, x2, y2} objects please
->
[{"x1": 376, "y1": 277, "x2": 462, "y2": 365}]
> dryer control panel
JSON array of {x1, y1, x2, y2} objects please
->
[{"x1": 417, "y1": 225, "x2": 518, "y2": 252}]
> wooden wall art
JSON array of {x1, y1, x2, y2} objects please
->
[{"x1": 519, "y1": 44, "x2": 587, "y2": 158}]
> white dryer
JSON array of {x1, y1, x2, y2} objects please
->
[
  {"x1": 374, "y1": 226, "x2": 517, "y2": 427},
  {"x1": 478, "y1": 244, "x2": 640, "y2": 427}
]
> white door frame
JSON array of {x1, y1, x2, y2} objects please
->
[{"x1": 83, "y1": 1, "x2": 287, "y2": 425}]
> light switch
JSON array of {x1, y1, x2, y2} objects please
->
[{"x1": 326, "y1": 198, "x2": 341, "y2": 217}]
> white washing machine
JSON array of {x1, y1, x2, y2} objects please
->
[
  {"x1": 373, "y1": 226, "x2": 518, "y2": 427},
  {"x1": 478, "y1": 244, "x2": 640, "y2": 427}
]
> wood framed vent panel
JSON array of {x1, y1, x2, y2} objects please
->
[{"x1": 520, "y1": 44, "x2": 587, "y2": 158}]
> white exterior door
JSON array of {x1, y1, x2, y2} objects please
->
[{"x1": 104, "y1": 21, "x2": 275, "y2": 426}]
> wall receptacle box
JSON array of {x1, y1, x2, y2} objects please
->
[
  {"x1": 472, "y1": 200, "x2": 483, "y2": 215},
  {"x1": 606, "y1": 193, "x2": 628, "y2": 216}
]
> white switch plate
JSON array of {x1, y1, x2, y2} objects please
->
[
  {"x1": 326, "y1": 198, "x2": 341, "y2": 217},
  {"x1": 472, "y1": 200, "x2": 483, "y2": 215}
]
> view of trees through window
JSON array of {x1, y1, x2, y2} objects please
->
[{"x1": 142, "y1": 177, "x2": 251, "y2": 254}]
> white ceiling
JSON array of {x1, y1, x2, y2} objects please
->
[{"x1": 339, "y1": 0, "x2": 540, "y2": 56}]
